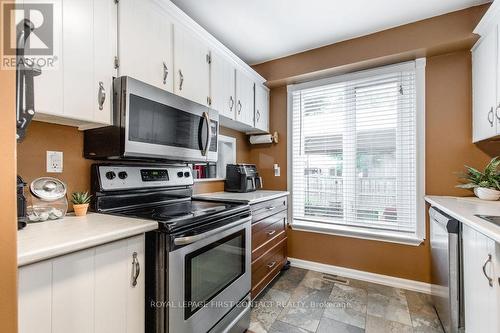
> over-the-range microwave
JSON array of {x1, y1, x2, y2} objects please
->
[{"x1": 84, "y1": 76, "x2": 218, "y2": 162}]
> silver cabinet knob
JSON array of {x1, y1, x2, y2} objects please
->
[
  {"x1": 179, "y1": 70, "x2": 184, "y2": 91},
  {"x1": 229, "y1": 96, "x2": 234, "y2": 111},
  {"x1": 482, "y1": 254, "x2": 493, "y2": 287},
  {"x1": 98, "y1": 81, "x2": 105, "y2": 111},
  {"x1": 488, "y1": 107, "x2": 494, "y2": 127},
  {"x1": 163, "y1": 62, "x2": 168, "y2": 85},
  {"x1": 237, "y1": 100, "x2": 242, "y2": 115},
  {"x1": 131, "y1": 252, "x2": 140, "y2": 287}
]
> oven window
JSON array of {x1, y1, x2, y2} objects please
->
[
  {"x1": 185, "y1": 230, "x2": 246, "y2": 319},
  {"x1": 128, "y1": 94, "x2": 203, "y2": 150}
]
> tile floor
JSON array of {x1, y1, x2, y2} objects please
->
[{"x1": 249, "y1": 267, "x2": 444, "y2": 333}]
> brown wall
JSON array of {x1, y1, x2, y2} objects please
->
[
  {"x1": 17, "y1": 124, "x2": 253, "y2": 202},
  {"x1": 0, "y1": 0, "x2": 18, "y2": 329},
  {"x1": 253, "y1": 5, "x2": 489, "y2": 87},
  {"x1": 251, "y1": 6, "x2": 493, "y2": 283}
]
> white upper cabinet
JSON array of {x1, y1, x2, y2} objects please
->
[
  {"x1": 254, "y1": 84, "x2": 270, "y2": 133},
  {"x1": 235, "y1": 69, "x2": 255, "y2": 127},
  {"x1": 174, "y1": 24, "x2": 210, "y2": 106},
  {"x1": 33, "y1": 0, "x2": 116, "y2": 128},
  {"x1": 29, "y1": 0, "x2": 267, "y2": 133},
  {"x1": 210, "y1": 50, "x2": 236, "y2": 119},
  {"x1": 472, "y1": 2, "x2": 500, "y2": 142},
  {"x1": 472, "y1": 25, "x2": 498, "y2": 142},
  {"x1": 118, "y1": 0, "x2": 173, "y2": 92}
]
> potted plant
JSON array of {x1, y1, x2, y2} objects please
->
[
  {"x1": 457, "y1": 157, "x2": 500, "y2": 200},
  {"x1": 71, "y1": 191, "x2": 92, "y2": 216}
]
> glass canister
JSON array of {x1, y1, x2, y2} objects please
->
[{"x1": 27, "y1": 177, "x2": 68, "y2": 222}]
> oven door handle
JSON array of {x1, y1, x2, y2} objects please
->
[
  {"x1": 201, "y1": 111, "x2": 212, "y2": 156},
  {"x1": 174, "y1": 216, "x2": 250, "y2": 246}
]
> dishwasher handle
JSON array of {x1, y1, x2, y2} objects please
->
[{"x1": 429, "y1": 207, "x2": 459, "y2": 234}]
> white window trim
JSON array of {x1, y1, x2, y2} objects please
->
[{"x1": 286, "y1": 58, "x2": 426, "y2": 246}]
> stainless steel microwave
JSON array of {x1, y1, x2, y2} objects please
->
[{"x1": 84, "y1": 76, "x2": 218, "y2": 162}]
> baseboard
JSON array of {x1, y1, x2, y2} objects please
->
[{"x1": 288, "y1": 257, "x2": 432, "y2": 294}]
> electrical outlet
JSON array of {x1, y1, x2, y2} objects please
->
[
  {"x1": 274, "y1": 163, "x2": 280, "y2": 177},
  {"x1": 47, "y1": 151, "x2": 63, "y2": 173}
]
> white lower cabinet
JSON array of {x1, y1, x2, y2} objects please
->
[
  {"x1": 18, "y1": 235, "x2": 145, "y2": 333},
  {"x1": 462, "y1": 225, "x2": 499, "y2": 332}
]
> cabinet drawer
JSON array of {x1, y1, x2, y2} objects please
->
[
  {"x1": 252, "y1": 212, "x2": 286, "y2": 251},
  {"x1": 251, "y1": 196, "x2": 288, "y2": 223},
  {"x1": 251, "y1": 237, "x2": 286, "y2": 298}
]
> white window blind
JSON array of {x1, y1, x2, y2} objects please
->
[{"x1": 290, "y1": 61, "x2": 424, "y2": 243}]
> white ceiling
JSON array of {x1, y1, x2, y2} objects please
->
[{"x1": 170, "y1": 0, "x2": 490, "y2": 65}]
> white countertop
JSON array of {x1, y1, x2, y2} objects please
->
[
  {"x1": 18, "y1": 213, "x2": 158, "y2": 267},
  {"x1": 193, "y1": 190, "x2": 289, "y2": 204},
  {"x1": 425, "y1": 196, "x2": 500, "y2": 243}
]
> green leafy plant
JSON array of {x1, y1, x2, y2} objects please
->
[
  {"x1": 456, "y1": 157, "x2": 500, "y2": 190},
  {"x1": 71, "y1": 191, "x2": 92, "y2": 205}
]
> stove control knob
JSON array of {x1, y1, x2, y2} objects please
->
[
  {"x1": 184, "y1": 172, "x2": 191, "y2": 178},
  {"x1": 105, "y1": 171, "x2": 116, "y2": 180},
  {"x1": 177, "y1": 172, "x2": 184, "y2": 178},
  {"x1": 118, "y1": 171, "x2": 128, "y2": 180}
]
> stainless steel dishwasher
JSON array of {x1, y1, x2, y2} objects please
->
[{"x1": 430, "y1": 207, "x2": 464, "y2": 333}]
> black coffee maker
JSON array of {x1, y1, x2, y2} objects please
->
[{"x1": 17, "y1": 176, "x2": 27, "y2": 230}]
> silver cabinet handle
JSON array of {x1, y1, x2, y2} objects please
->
[
  {"x1": 229, "y1": 96, "x2": 234, "y2": 111},
  {"x1": 179, "y1": 70, "x2": 184, "y2": 91},
  {"x1": 482, "y1": 254, "x2": 493, "y2": 287},
  {"x1": 267, "y1": 261, "x2": 277, "y2": 269},
  {"x1": 256, "y1": 110, "x2": 260, "y2": 121},
  {"x1": 201, "y1": 111, "x2": 211, "y2": 156},
  {"x1": 488, "y1": 107, "x2": 494, "y2": 126},
  {"x1": 163, "y1": 62, "x2": 168, "y2": 85},
  {"x1": 237, "y1": 100, "x2": 242, "y2": 115},
  {"x1": 267, "y1": 230, "x2": 276, "y2": 236},
  {"x1": 266, "y1": 206, "x2": 276, "y2": 211},
  {"x1": 97, "y1": 81, "x2": 105, "y2": 110},
  {"x1": 132, "y1": 252, "x2": 140, "y2": 287},
  {"x1": 496, "y1": 103, "x2": 500, "y2": 120}
]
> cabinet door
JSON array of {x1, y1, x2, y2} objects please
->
[
  {"x1": 95, "y1": 239, "x2": 128, "y2": 333},
  {"x1": 463, "y1": 225, "x2": 498, "y2": 333},
  {"x1": 52, "y1": 248, "x2": 95, "y2": 333},
  {"x1": 62, "y1": 0, "x2": 94, "y2": 121},
  {"x1": 126, "y1": 235, "x2": 146, "y2": 333},
  {"x1": 118, "y1": 0, "x2": 173, "y2": 92},
  {"x1": 31, "y1": 0, "x2": 63, "y2": 117},
  {"x1": 211, "y1": 51, "x2": 236, "y2": 119},
  {"x1": 92, "y1": 0, "x2": 117, "y2": 125},
  {"x1": 18, "y1": 261, "x2": 52, "y2": 333},
  {"x1": 235, "y1": 69, "x2": 255, "y2": 127},
  {"x1": 174, "y1": 24, "x2": 210, "y2": 106},
  {"x1": 255, "y1": 84, "x2": 269, "y2": 132},
  {"x1": 472, "y1": 26, "x2": 498, "y2": 142}
]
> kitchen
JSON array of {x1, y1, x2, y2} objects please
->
[{"x1": 2, "y1": 0, "x2": 500, "y2": 332}]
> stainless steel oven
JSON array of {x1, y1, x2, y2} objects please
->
[
  {"x1": 84, "y1": 76, "x2": 218, "y2": 162},
  {"x1": 169, "y1": 216, "x2": 251, "y2": 333},
  {"x1": 146, "y1": 212, "x2": 252, "y2": 333}
]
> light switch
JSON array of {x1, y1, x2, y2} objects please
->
[
  {"x1": 47, "y1": 151, "x2": 63, "y2": 173},
  {"x1": 274, "y1": 163, "x2": 280, "y2": 177}
]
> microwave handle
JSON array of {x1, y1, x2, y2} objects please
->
[{"x1": 201, "y1": 111, "x2": 212, "y2": 156}]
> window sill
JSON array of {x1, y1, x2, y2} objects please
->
[{"x1": 291, "y1": 220, "x2": 424, "y2": 246}]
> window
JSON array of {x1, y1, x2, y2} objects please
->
[{"x1": 288, "y1": 60, "x2": 425, "y2": 245}]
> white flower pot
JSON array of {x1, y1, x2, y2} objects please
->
[{"x1": 474, "y1": 187, "x2": 500, "y2": 201}]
